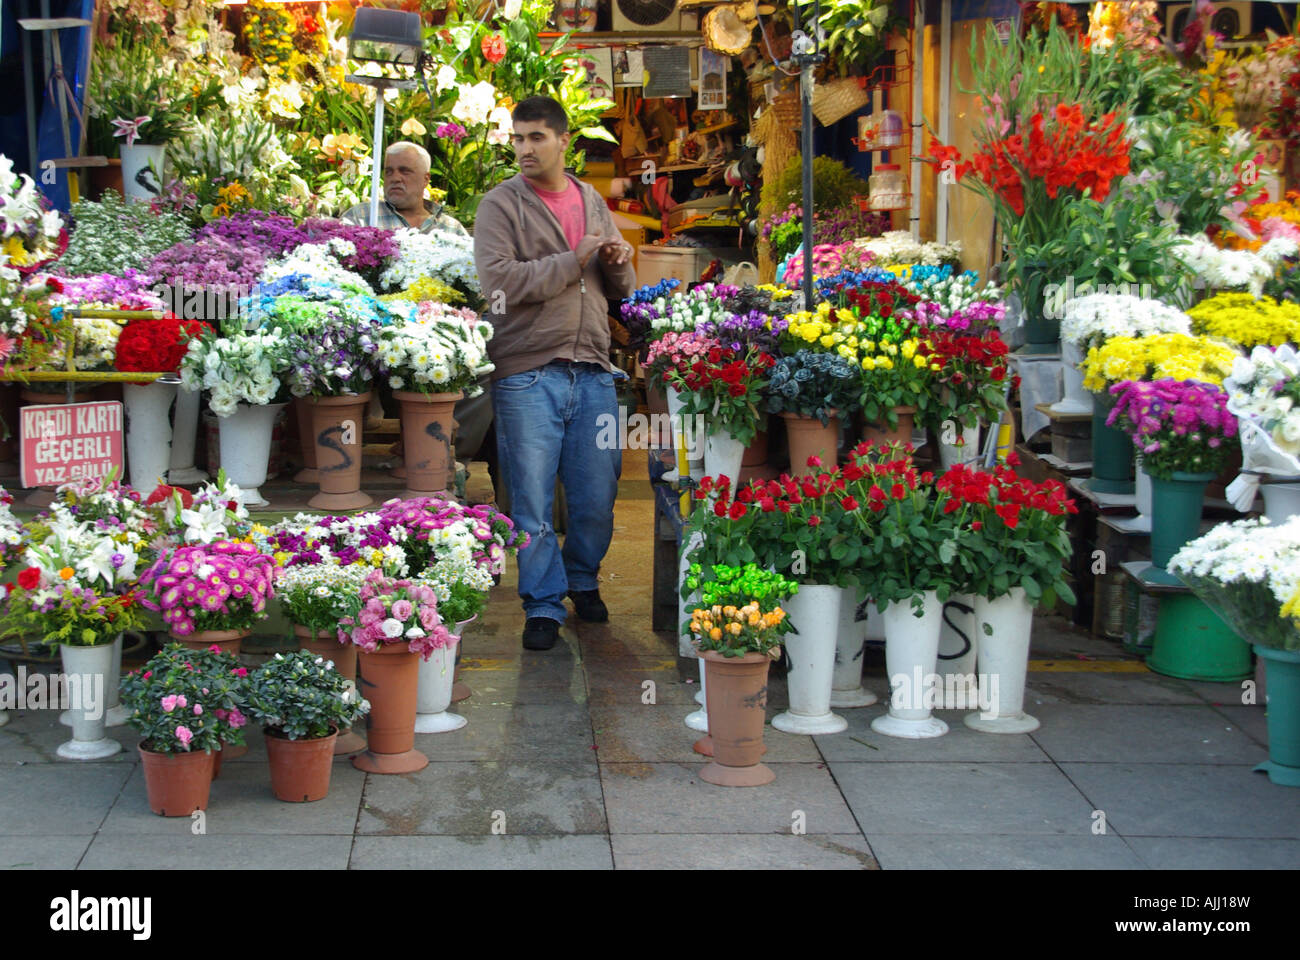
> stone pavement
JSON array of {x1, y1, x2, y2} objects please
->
[{"x1": 2, "y1": 462, "x2": 1298, "y2": 870}]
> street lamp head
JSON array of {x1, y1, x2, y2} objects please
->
[{"x1": 348, "y1": 7, "x2": 423, "y2": 67}]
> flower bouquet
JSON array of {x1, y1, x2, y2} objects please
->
[
  {"x1": 377, "y1": 228, "x2": 481, "y2": 306},
  {"x1": 374, "y1": 497, "x2": 527, "y2": 577},
  {"x1": 54, "y1": 193, "x2": 192, "y2": 278},
  {"x1": 1173, "y1": 233, "x2": 1298, "y2": 298},
  {"x1": 684, "y1": 564, "x2": 798, "y2": 658},
  {"x1": 0, "y1": 486, "x2": 23, "y2": 568},
  {"x1": 0, "y1": 155, "x2": 65, "y2": 274},
  {"x1": 1082, "y1": 333, "x2": 1240, "y2": 393},
  {"x1": 0, "y1": 272, "x2": 64, "y2": 369},
  {"x1": 376, "y1": 306, "x2": 495, "y2": 396},
  {"x1": 1107, "y1": 379, "x2": 1238, "y2": 480},
  {"x1": 1059, "y1": 294, "x2": 1192, "y2": 351},
  {"x1": 181, "y1": 328, "x2": 294, "y2": 417},
  {"x1": 115, "y1": 314, "x2": 210, "y2": 379},
  {"x1": 138, "y1": 540, "x2": 276, "y2": 648},
  {"x1": 276, "y1": 563, "x2": 372, "y2": 636},
  {"x1": 667, "y1": 342, "x2": 775, "y2": 471},
  {"x1": 765, "y1": 350, "x2": 863, "y2": 426},
  {"x1": 147, "y1": 474, "x2": 252, "y2": 547},
  {"x1": 619, "y1": 279, "x2": 681, "y2": 349},
  {"x1": 1222, "y1": 344, "x2": 1300, "y2": 515},
  {"x1": 918, "y1": 329, "x2": 1012, "y2": 431},
  {"x1": 1187, "y1": 293, "x2": 1300, "y2": 349}
]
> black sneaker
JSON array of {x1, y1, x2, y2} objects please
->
[
  {"x1": 568, "y1": 589, "x2": 608, "y2": 623},
  {"x1": 522, "y1": 617, "x2": 560, "y2": 651}
]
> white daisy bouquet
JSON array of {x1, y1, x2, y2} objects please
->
[
  {"x1": 72, "y1": 315, "x2": 123, "y2": 371},
  {"x1": 180, "y1": 327, "x2": 294, "y2": 416},
  {"x1": 376, "y1": 306, "x2": 495, "y2": 397},
  {"x1": 1172, "y1": 233, "x2": 1299, "y2": 298},
  {"x1": 413, "y1": 555, "x2": 494, "y2": 625},
  {"x1": 377, "y1": 227, "x2": 481, "y2": 303},
  {"x1": 275, "y1": 562, "x2": 373, "y2": 634},
  {"x1": 1059, "y1": 294, "x2": 1192, "y2": 350},
  {"x1": 1169, "y1": 516, "x2": 1300, "y2": 651}
]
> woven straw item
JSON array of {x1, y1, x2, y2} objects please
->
[
  {"x1": 812, "y1": 77, "x2": 872, "y2": 127},
  {"x1": 704, "y1": 5, "x2": 756, "y2": 56}
]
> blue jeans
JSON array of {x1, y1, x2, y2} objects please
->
[{"x1": 492, "y1": 362, "x2": 623, "y2": 623}]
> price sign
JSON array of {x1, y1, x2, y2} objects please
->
[{"x1": 20, "y1": 401, "x2": 124, "y2": 489}]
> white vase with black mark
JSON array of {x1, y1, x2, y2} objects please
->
[{"x1": 831, "y1": 588, "x2": 876, "y2": 707}]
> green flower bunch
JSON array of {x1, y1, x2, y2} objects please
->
[{"x1": 684, "y1": 563, "x2": 799, "y2": 611}]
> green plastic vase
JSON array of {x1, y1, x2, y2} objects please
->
[
  {"x1": 1089, "y1": 392, "x2": 1134, "y2": 494},
  {"x1": 1147, "y1": 593, "x2": 1252, "y2": 682},
  {"x1": 1254, "y1": 645, "x2": 1300, "y2": 787},
  {"x1": 1015, "y1": 259, "x2": 1059, "y2": 353},
  {"x1": 1146, "y1": 470, "x2": 1216, "y2": 585}
]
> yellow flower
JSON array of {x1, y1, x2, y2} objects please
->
[
  {"x1": 401, "y1": 117, "x2": 427, "y2": 137},
  {"x1": 59, "y1": 567, "x2": 75, "y2": 581}
]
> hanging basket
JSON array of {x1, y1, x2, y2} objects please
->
[
  {"x1": 812, "y1": 77, "x2": 872, "y2": 127},
  {"x1": 704, "y1": 5, "x2": 756, "y2": 56}
]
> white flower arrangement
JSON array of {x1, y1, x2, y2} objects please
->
[
  {"x1": 1224, "y1": 344, "x2": 1300, "y2": 457},
  {"x1": 854, "y1": 231, "x2": 962, "y2": 268},
  {"x1": 180, "y1": 329, "x2": 293, "y2": 417},
  {"x1": 0, "y1": 153, "x2": 64, "y2": 269},
  {"x1": 25, "y1": 512, "x2": 143, "y2": 594},
  {"x1": 1060, "y1": 294, "x2": 1192, "y2": 349},
  {"x1": 911, "y1": 274, "x2": 1002, "y2": 317},
  {"x1": 72, "y1": 316, "x2": 123, "y2": 371},
  {"x1": 377, "y1": 307, "x2": 495, "y2": 396},
  {"x1": 259, "y1": 238, "x2": 371, "y2": 293},
  {"x1": 647, "y1": 284, "x2": 732, "y2": 337},
  {"x1": 377, "y1": 228, "x2": 481, "y2": 298},
  {"x1": 1171, "y1": 233, "x2": 1299, "y2": 297}
]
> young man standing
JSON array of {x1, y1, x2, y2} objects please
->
[{"x1": 474, "y1": 95, "x2": 636, "y2": 651}]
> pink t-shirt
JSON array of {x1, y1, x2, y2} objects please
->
[{"x1": 527, "y1": 177, "x2": 585, "y2": 251}]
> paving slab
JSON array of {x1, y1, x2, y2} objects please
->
[
  {"x1": 1029, "y1": 617, "x2": 1127, "y2": 659},
  {"x1": 601, "y1": 761, "x2": 859, "y2": 835},
  {"x1": 80, "y1": 834, "x2": 354, "y2": 870},
  {"x1": 829, "y1": 761, "x2": 1096, "y2": 836},
  {"x1": 1024, "y1": 671, "x2": 1203, "y2": 706},
  {"x1": 357, "y1": 760, "x2": 605, "y2": 836},
  {"x1": 1125, "y1": 837, "x2": 1300, "y2": 869},
  {"x1": 1028, "y1": 705, "x2": 1266, "y2": 765},
  {"x1": 585, "y1": 657, "x2": 702, "y2": 707},
  {"x1": 1179, "y1": 678, "x2": 1257, "y2": 707},
  {"x1": 574, "y1": 621, "x2": 681, "y2": 660},
  {"x1": 454, "y1": 659, "x2": 590, "y2": 706},
  {"x1": 611, "y1": 833, "x2": 877, "y2": 869},
  {"x1": 589, "y1": 703, "x2": 822, "y2": 764},
  {"x1": 863, "y1": 833, "x2": 1146, "y2": 870},
  {"x1": 1, "y1": 835, "x2": 93, "y2": 869},
  {"x1": 99, "y1": 761, "x2": 366, "y2": 836},
  {"x1": 0, "y1": 712, "x2": 139, "y2": 764},
  {"x1": 350, "y1": 834, "x2": 614, "y2": 869},
  {"x1": 1059, "y1": 763, "x2": 1300, "y2": 840},
  {"x1": 0, "y1": 765, "x2": 132, "y2": 835},
  {"x1": 413, "y1": 701, "x2": 595, "y2": 762},
  {"x1": 1204, "y1": 704, "x2": 1270, "y2": 749},
  {"x1": 814, "y1": 707, "x2": 1050, "y2": 763}
]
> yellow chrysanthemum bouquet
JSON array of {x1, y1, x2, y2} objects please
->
[
  {"x1": 1082, "y1": 333, "x2": 1240, "y2": 393},
  {"x1": 1187, "y1": 293, "x2": 1300, "y2": 348}
]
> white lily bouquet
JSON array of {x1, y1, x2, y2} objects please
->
[
  {"x1": 1169, "y1": 517, "x2": 1300, "y2": 652},
  {"x1": 377, "y1": 304, "x2": 495, "y2": 397},
  {"x1": 180, "y1": 328, "x2": 294, "y2": 416}
]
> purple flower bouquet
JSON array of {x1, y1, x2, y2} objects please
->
[{"x1": 1107, "y1": 378, "x2": 1239, "y2": 480}]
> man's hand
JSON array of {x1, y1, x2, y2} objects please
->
[
  {"x1": 597, "y1": 238, "x2": 633, "y2": 265},
  {"x1": 576, "y1": 234, "x2": 606, "y2": 269}
]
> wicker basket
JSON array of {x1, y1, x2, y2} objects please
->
[
  {"x1": 812, "y1": 77, "x2": 872, "y2": 127},
  {"x1": 770, "y1": 92, "x2": 801, "y2": 128}
]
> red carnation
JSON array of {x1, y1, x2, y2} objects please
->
[
  {"x1": 17, "y1": 567, "x2": 42, "y2": 590},
  {"x1": 808, "y1": 515, "x2": 821, "y2": 526}
]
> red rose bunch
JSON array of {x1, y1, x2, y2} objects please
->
[
  {"x1": 918, "y1": 329, "x2": 1012, "y2": 427},
  {"x1": 669, "y1": 343, "x2": 775, "y2": 447},
  {"x1": 836, "y1": 279, "x2": 921, "y2": 319},
  {"x1": 115, "y1": 314, "x2": 212, "y2": 378}
]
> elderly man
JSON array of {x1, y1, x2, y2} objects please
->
[{"x1": 341, "y1": 141, "x2": 468, "y2": 237}]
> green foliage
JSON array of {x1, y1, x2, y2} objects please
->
[
  {"x1": 246, "y1": 650, "x2": 369, "y2": 741},
  {"x1": 438, "y1": 579, "x2": 487, "y2": 626},
  {"x1": 56, "y1": 192, "x2": 193, "y2": 276},
  {"x1": 762, "y1": 155, "x2": 869, "y2": 217},
  {"x1": 120, "y1": 643, "x2": 249, "y2": 755},
  {"x1": 790, "y1": 0, "x2": 894, "y2": 78}
]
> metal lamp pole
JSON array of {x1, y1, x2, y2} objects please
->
[
  {"x1": 345, "y1": 74, "x2": 417, "y2": 227},
  {"x1": 793, "y1": 3, "x2": 823, "y2": 307}
]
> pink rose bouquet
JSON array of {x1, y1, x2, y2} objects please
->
[
  {"x1": 1107, "y1": 378, "x2": 1239, "y2": 480},
  {"x1": 139, "y1": 540, "x2": 276, "y2": 636},
  {"x1": 338, "y1": 569, "x2": 455, "y2": 660},
  {"x1": 644, "y1": 330, "x2": 722, "y2": 383}
]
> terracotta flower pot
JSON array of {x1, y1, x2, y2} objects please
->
[
  {"x1": 306, "y1": 392, "x2": 372, "y2": 511},
  {"x1": 172, "y1": 628, "x2": 249, "y2": 658},
  {"x1": 265, "y1": 727, "x2": 338, "y2": 802},
  {"x1": 394, "y1": 389, "x2": 461, "y2": 499},
  {"x1": 698, "y1": 649, "x2": 776, "y2": 787},
  {"x1": 783, "y1": 410, "x2": 840, "y2": 474},
  {"x1": 296, "y1": 625, "x2": 366, "y2": 756},
  {"x1": 742, "y1": 427, "x2": 769, "y2": 467},
  {"x1": 293, "y1": 396, "x2": 320, "y2": 484},
  {"x1": 861, "y1": 405, "x2": 916, "y2": 449},
  {"x1": 138, "y1": 742, "x2": 215, "y2": 817},
  {"x1": 353, "y1": 643, "x2": 428, "y2": 774}
]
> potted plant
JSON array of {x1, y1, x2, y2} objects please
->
[
  {"x1": 1170, "y1": 517, "x2": 1300, "y2": 786},
  {"x1": 180, "y1": 327, "x2": 294, "y2": 508},
  {"x1": 338, "y1": 570, "x2": 457, "y2": 774},
  {"x1": 766, "y1": 350, "x2": 861, "y2": 473},
  {"x1": 1107, "y1": 378, "x2": 1238, "y2": 585},
  {"x1": 942, "y1": 458, "x2": 1078, "y2": 733},
  {"x1": 687, "y1": 564, "x2": 796, "y2": 787},
  {"x1": 413, "y1": 557, "x2": 493, "y2": 731},
  {"x1": 376, "y1": 303, "x2": 496, "y2": 499},
  {"x1": 118, "y1": 643, "x2": 247, "y2": 815},
  {"x1": 246, "y1": 650, "x2": 371, "y2": 802},
  {"x1": 644, "y1": 330, "x2": 718, "y2": 481},
  {"x1": 275, "y1": 562, "x2": 372, "y2": 755},
  {"x1": 917, "y1": 328, "x2": 1013, "y2": 468},
  {"x1": 138, "y1": 540, "x2": 277, "y2": 657}
]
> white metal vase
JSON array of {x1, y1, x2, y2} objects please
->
[
  {"x1": 831, "y1": 588, "x2": 876, "y2": 707},
  {"x1": 1050, "y1": 339, "x2": 1093, "y2": 415},
  {"x1": 935, "y1": 594, "x2": 980, "y2": 709},
  {"x1": 414, "y1": 633, "x2": 466, "y2": 734},
  {"x1": 123, "y1": 380, "x2": 177, "y2": 495},
  {"x1": 937, "y1": 423, "x2": 981, "y2": 470},
  {"x1": 703, "y1": 428, "x2": 745, "y2": 484},
  {"x1": 773, "y1": 584, "x2": 848, "y2": 734},
  {"x1": 1261, "y1": 482, "x2": 1300, "y2": 524},
  {"x1": 61, "y1": 633, "x2": 128, "y2": 728},
  {"x1": 665, "y1": 385, "x2": 704, "y2": 482},
  {"x1": 219, "y1": 402, "x2": 284, "y2": 508},
  {"x1": 965, "y1": 587, "x2": 1039, "y2": 734},
  {"x1": 119, "y1": 144, "x2": 166, "y2": 202},
  {"x1": 167, "y1": 384, "x2": 208, "y2": 485},
  {"x1": 57, "y1": 643, "x2": 122, "y2": 760},
  {"x1": 872, "y1": 591, "x2": 949, "y2": 739}
]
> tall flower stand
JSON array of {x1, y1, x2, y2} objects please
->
[
  {"x1": 1130, "y1": 456, "x2": 1154, "y2": 534},
  {"x1": 123, "y1": 379, "x2": 177, "y2": 495},
  {"x1": 1253, "y1": 645, "x2": 1300, "y2": 787},
  {"x1": 220, "y1": 403, "x2": 285, "y2": 508},
  {"x1": 56, "y1": 643, "x2": 122, "y2": 760},
  {"x1": 1147, "y1": 591, "x2": 1252, "y2": 682},
  {"x1": 665, "y1": 386, "x2": 704, "y2": 482},
  {"x1": 872, "y1": 592, "x2": 949, "y2": 739},
  {"x1": 60, "y1": 633, "x2": 129, "y2": 728},
  {"x1": 414, "y1": 637, "x2": 466, "y2": 734},
  {"x1": 772, "y1": 584, "x2": 848, "y2": 735},
  {"x1": 297, "y1": 627, "x2": 366, "y2": 755},
  {"x1": 698, "y1": 650, "x2": 776, "y2": 787},
  {"x1": 782, "y1": 412, "x2": 839, "y2": 474},
  {"x1": 167, "y1": 384, "x2": 207, "y2": 485},
  {"x1": 1142, "y1": 470, "x2": 1216, "y2": 587},
  {"x1": 119, "y1": 143, "x2": 166, "y2": 202},
  {"x1": 936, "y1": 594, "x2": 980, "y2": 709},
  {"x1": 936, "y1": 423, "x2": 981, "y2": 470},
  {"x1": 1049, "y1": 339, "x2": 1093, "y2": 415},
  {"x1": 307, "y1": 392, "x2": 373, "y2": 511},
  {"x1": 703, "y1": 429, "x2": 745, "y2": 484},
  {"x1": 292, "y1": 397, "x2": 319, "y2": 484},
  {"x1": 353, "y1": 644, "x2": 428, "y2": 774},
  {"x1": 450, "y1": 616, "x2": 475, "y2": 703},
  {"x1": 1089, "y1": 392, "x2": 1134, "y2": 494},
  {"x1": 831, "y1": 588, "x2": 876, "y2": 708},
  {"x1": 965, "y1": 589, "x2": 1039, "y2": 733},
  {"x1": 394, "y1": 390, "x2": 461, "y2": 499}
]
